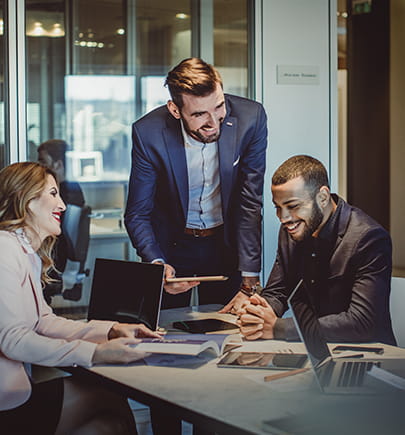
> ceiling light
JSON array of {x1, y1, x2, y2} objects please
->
[
  {"x1": 49, "y1": 23, "x2": 65, "y2": 37},
  {"x1": 27, "y1": 22, "x2": 46, "y2": 37},
  {"x1": 175, "y1": 13, "x2": 188, "y2": 20}
]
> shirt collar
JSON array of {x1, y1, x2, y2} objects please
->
[
  {"x1": 14, "y1": 227, "x2": 36, "y2": 254},
  {"x1": 317, "y1": 195, "x2": 342, "y2": 242},
  {"x1": 301, "y1": 195, "x2": 342, "y2": 253}
]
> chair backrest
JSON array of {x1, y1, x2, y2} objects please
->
[
  {"x1": 62, "y1": 204, "x2": 91, "y2": 263},
  {"x1": 390, "y1": 277, "x2": 405, "y2": 347}
]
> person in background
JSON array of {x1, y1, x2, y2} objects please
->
[
  {"x1": 37, "y1": 139, "x2": 84, "y2": 207},
  {"x1": 125, "y1": 57, "x2": 268, "y2": 313},
  {"x1": 37, "y1": 139, "x2": 86, "y2": 302},
  {"x1": 238, "y1": 155, "x2": 396, "y2": 345},
  {"x1": 0, "y1": 162, "x2": 163, "y2": 434}
]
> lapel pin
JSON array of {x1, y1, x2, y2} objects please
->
[{"x1": 226, "y1": 121, "x2": 233, "y2": 126}]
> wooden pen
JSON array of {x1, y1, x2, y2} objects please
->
[{"x1": 264, "y1": 367, "x2": 310, "y2": 382}]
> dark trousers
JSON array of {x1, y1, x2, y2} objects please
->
[
  {"x1": 161, "y1": 230, "x2": 241, "y2": 309},
  {"x1": 152, "y1": 231, "x2": 237, "y2": 434}
]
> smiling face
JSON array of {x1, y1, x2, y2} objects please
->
[
  {"x1": 26, "y1": 174, "x2": 66, "y2": 245},
  {"x1": 167, "y1": 83, "x2": 226, "y2": 143},
  {"x1": 272, "y1": 176, "x2": 326, "y2": 242}
]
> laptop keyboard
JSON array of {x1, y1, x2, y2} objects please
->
[
  {"x1": 319, "y1": 360, "x2": 381, "y2": 388},
  {"x1": 337, "y1": 361, "x2": 381, "y2": 387}
]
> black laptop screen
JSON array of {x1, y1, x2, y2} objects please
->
[
  {"x1": 88, "y1": 258, "x2": 164, "y2": 330},
  {"x1": 288, "y1": 279, "x2": 331, "y2": 368}
]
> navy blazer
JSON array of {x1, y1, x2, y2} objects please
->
[
  {"x1": 262, "y1": 196, "x2": 396, "y2": 345},
  {"x1": 125, "y1": 94, "x2": 267, "y2": 273}
]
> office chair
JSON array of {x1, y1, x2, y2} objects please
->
[
  {"x1": 60, "y1": 204, "x2": 91, "y2": 301},
  {"x1": 43, "y1": 204, "x2": 91, "y2": 303}
]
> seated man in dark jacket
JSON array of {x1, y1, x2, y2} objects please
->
[{"x1": 238, "y1": 154, "x2": 396, "y2": 345}]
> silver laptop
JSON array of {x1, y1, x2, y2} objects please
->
[
  {"x1": 88, "y1": 258, "x2": 165, "y2": 330},
  {"x1": 288, "y1": 279, "x2": 405, "y2": 394}
]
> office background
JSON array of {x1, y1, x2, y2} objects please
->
[{"x1": 0, "y1": 0, "x2": 403, "y2": 313}]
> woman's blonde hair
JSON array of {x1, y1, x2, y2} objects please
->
[{"x1": 0, "y1": 161, "x2": 58, "y2": 283}]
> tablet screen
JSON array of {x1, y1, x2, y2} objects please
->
[{"x1": 217, "y1": 352, "x2": 308, "y2": 370}]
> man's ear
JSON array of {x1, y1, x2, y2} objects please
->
[
  {"x1": 316, "y1": 186, "x2": 331, "y2": 209},
  {"x1": 167, "y1": 100, "x2": 181, "y2": 119},
  {"x1": 53, "y1": 159, "x2": 64, "y2": 172}
]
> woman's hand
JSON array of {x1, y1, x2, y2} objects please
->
[
  {"x1": 108, "y1": 323, "x2": 164, "y2": 340},
  {"x1": 92, "y1": 337, "x2": 149, "y2": 365}
]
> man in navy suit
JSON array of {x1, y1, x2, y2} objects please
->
[{"x1": 125, "y1": 58, "x2": 268, "y2": 311}]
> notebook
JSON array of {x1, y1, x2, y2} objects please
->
[
  {"x1": 88, "y1": 258, "x2": 164, "y2": 330},
  {"x1": 288, "y1": 279, "x2": 405, "y2": 394}
]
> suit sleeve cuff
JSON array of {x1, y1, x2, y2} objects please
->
[
  {"x1": 241, "y1": 271, "x2": 260, "y2": 277},
  {"x1": 151, "y1": 258, "x2": 166, "y2": 264}
]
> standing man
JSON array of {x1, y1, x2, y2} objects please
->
[
  {"x1": 238, "y1": 155, "x2": 396, "y2": 345},
  {"x1": 125, "y1": 58, "x2": 267, "y2": 310}
]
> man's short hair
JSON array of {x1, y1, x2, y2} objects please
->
[
  {"x1": 165, "y1": 57, "x2": 223, "y2": 108},
  {"x1": 37, "y1": 139, "x2": 68, "y2": 167},
  {"x1": 272, "y1": 155, "x2": 330, "y2": 197}
]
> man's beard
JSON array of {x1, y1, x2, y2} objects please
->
[
  {"x1": 182, "y1": 118, "x2": 223, "y2": 143},
  {"x1": 191, "y1": 128, "x2": 221, "y2": 143},
  {"x1": 294, "y1": 202, "x2": 324, "y2": 242}
]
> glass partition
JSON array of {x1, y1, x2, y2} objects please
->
[
  {"x1": 24, "y1": 0, "x2": 251, "y2": 310},
  {"x1": 0, "y1": 2, "x2": 5, "y2": 169},
  {"x1": 214, "y1": 0, "x2": 249, "y2": 96}
]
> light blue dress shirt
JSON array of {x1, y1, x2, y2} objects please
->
[
  {"x1": 180, "y1": 122, "x2": 257, "y2": 277},
  {"x1": 181, "y1": 121, "x2": 223, "y2": 230},
  {"x1": 152, "y1": 123, "x2": 259, "y2": 276}
]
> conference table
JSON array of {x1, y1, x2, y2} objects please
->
[{"x1": 68, "y1": 305, "x2": 405, "y2": 435}]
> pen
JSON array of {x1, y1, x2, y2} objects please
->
[{"x1": 264, "y1": 367, "x2": 310, "y2": 382}]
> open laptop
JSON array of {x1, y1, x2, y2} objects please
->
[
  {"x1": 288, "y1": 279, "x2": 405, "y2": 394},
  {"x1": 88, "y1": 258, "x2": 164, "y2": 330}
]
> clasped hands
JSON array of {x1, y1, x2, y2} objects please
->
[{"x1": 235, "y1": 294, "x2": 278, "y2": 340}]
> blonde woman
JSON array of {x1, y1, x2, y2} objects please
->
[{"x1": 0, "y1": 162, "x2": 161, "y2": 434}]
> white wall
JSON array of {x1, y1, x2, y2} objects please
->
[{"x1": 258, "y1": 0, "x2": 337, "y2": 281}]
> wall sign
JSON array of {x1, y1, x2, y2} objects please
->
[{"x1": 277, "y1": 65, "x2": 320, "y2": 85}]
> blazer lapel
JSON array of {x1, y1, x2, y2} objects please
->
[
  {"x1": 218, "y1": 114, "x2": 238, "y2": 216},
  {"x1": 164, "y1": 117, "x2": 188, "y2": 219},
  {"x1": 329, "y1": 196, "x2": 350, "y2": 273},
  {"x1": 333, "y1": 196, "x2": 350, "y2": 251}
]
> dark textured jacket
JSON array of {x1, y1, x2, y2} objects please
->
[{"x1": 262, "y1": 196, "x2": 396, "y2": 345}]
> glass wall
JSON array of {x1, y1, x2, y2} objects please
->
[
  {"x1": 25, "y1": 0, "x2": 250, "y2": 211},
  {"x1": 0, "y1": 2, "x2": 5, "y2": 169},
  {"x1": 214, "y1": 0, "x2": 249, "y2": 96},
  {"x1": 24, "y1": 0, "x2": 251, "y2": 308}
]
